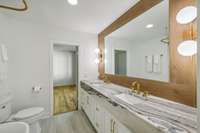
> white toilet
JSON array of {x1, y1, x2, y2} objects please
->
[{"x1": 0, "y1": 90, "x2": 45, "y2": 133}]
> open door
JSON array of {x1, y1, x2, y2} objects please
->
[
  {"x1": 53, "y1": 44, "x2": 78, "y2": 115},
  {"x1": 114, "y1": 50, "x2": 127, "y2": 75}
]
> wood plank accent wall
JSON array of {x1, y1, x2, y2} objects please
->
[
  {"x1": 106, "y1": 74, "x2": 194, "y2": 106},
  {"x1": 98, "y1": 0, "x2": 197, "y2": 107},
  {"x1": 169, "y1": 0, "x2": 197, "y2": 105}
]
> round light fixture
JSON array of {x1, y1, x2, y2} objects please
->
[
  {"x1": 68, "y1": 0, "x2": 78, "y2": 5},
  {"x1": 177, "y1": 40, "x2": 197, "y2": 56},
  {"x1": 95, "y1": 59, "x2": 100, "y2": 64},
  {"x1": 146, "y1": 24, "x2": 154, "y2": 29},
  {"x1": 94, "y1": 48, "x2": 100, "y2": 54},
  {"x1": 104, "y1": 59, "x2": 107, "y2": 64},
  {"x1": 176, "y1": 6, "x2": 197, "y2": 24}
]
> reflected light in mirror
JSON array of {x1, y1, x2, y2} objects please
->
[
  {"x1": 104, "y1": 49, "x2": 107, "y2": 54},
  {"x1": 104, "y1": 59, "x2": 107, "y2": 64},
  {"x1": 176, "y1": 6, "x2": 197, "y2": 24},
  {"x1": 95, "y1": 48, "x2": 100, "y2": 54},
  {"x1": 177, "y1": 40, "x2": 197, "y2": 56},
  {"x1": 95, "y1": 58, "x2": 100, "y2": 64},
  {"x1": 145, "y1": 24, "x2": 154, "y2": 29},
  {"x1": 68, "y1": 0, "x2": 78, "y2": 5}
]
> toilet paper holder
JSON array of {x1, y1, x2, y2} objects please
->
[{"x1": 32, "y1": 86, "x2": 42, "y2": 93}]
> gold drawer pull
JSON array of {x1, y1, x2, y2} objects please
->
[
  {"x1": 110, "y1": 119, "x2": 113, "y2": 133},
  {"x1": 112, "y1": 120, "x2": 116, "y2": 133}
]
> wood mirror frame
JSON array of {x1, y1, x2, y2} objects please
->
[{"x1": 98, "y1": 0, "x2": 197, "y2": 107}]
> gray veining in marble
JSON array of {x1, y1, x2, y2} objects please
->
[
  {"x1": 39, "y1": 111, "x2": 96, "y2": 133},
  {"x1": 81, "y1": 80, "x2": 197, "y2": 133}
]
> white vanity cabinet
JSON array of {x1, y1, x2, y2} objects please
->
[
  {"x1": 115, "y1": 120, "x2": 132, "y2": 133},
  {"x1": 80, "y1": 90, "x2": 95, "y2": 125},
  {"x1": 94, "y1": 104, "x2": 105, "y2": 133},
  {"x1": 104, "y1": 110, "x2": 132, "y2": 133},
  {"x1": 104, "y1": 110, "x2": 114, "y2": 133},
  {"x1": 79, "y1": 88, "x2": 86, "y2": 109},
  {"x1": 80, "y1": 88, "x2": 133, "y2": 133}
]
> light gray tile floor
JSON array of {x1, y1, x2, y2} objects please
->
[{"x1": 40, "y1": 111, "x2": 96, "y2": 133}]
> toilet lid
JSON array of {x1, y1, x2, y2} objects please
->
[{"x1": 14, "y1": 107, "x2": 44, "y2": 120}]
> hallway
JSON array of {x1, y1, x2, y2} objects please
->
[{"x1": 54, "y1": 85, "x2": 77, "y2": 115}]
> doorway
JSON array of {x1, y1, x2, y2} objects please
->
[
  {"x1": 114, "y1": 50, "x2": 127, "y2": 75},
  {"x1": 53, "y1": 44, "x2": 78, "y2": 115}
]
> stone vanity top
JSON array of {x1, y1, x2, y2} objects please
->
[{"x1": 80, "y1": 80, "x2": 197, "y2": 133}]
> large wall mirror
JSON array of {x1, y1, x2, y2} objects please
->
[
  {"x1": 98, "y1": 0, "x2": 197, "y2": 107},
  {"x1": 105, "y1": 0, "x2": 169, "y2": 82}
]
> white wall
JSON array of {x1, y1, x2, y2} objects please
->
[
  {"x1": 105, "y1": 37, "x2": 169, "y2": 82},
  {"x1": 53, "y1": 50, "x2": 76, "y2": 86},
  {"x1": 197, "y1": 0, "x2": 200, "y2": 132},
  {"x1": 105, "y1": 37, "x2": 132, "y2": 75},
  {"x1": 131, "y1": 37, "x2": 169, "y2": 82},
  {"x1": 0, "y1": 14, "x2": 98, "y2": 116}
]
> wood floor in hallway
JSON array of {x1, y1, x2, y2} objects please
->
[{"x1": 54, "y1": 85, "x2": 77, "y2": 115}]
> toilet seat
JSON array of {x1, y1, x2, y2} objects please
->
[{"x1": 14, "y1": 107, "x2": 44, "y2": 120}]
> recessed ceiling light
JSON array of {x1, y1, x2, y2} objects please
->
[
  {"x1": 146, "y1": 24, "x2": 154, "y2": 29},
  {"x1": 68, "y1": 0, "x2": 78, "y2": 5}
]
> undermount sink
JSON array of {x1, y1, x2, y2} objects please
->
[
  {"x1": 114, "y1": 93, "x2": 144, "y2": 105},
  {"x1": 94, "y1": 87, "x2": 121, "y2": 96},
  {"x1": 0, "y1": 122, "x2": 29, "y2": 133}
]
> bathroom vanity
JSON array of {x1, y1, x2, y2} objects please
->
[{"x1": 79, "y1": 80, "x2": 197, "y2": 133}]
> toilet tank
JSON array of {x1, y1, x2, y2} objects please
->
[{"x1": 0, "y1": 90, "x2": 12, "y2": 123}]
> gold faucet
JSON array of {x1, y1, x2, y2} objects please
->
[
  {"x1": 131, "y1": 81, "x2": 149, "y2": 97},
  {"x1": 103, "y1": 75, "x2": 110, "y2": 84},
  {"x1": 131, "y1": 81, "x2": 141, "y2": 94},
  {"x1": 142, "y1": 91, "x2": 149, "y2": 97}
]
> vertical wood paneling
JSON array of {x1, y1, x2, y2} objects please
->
[{"x1": 169, "y1": 0, "x2": 197, "y2": 105}]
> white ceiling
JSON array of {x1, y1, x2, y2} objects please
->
[
  {"x1": 108, "y1": 0, "x2": 169, "y2": 42},
  {"x1": 0, "y1": 0, "x2": 140, "y2": 34}
]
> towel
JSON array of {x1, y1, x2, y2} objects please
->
[
  {"x1": 0, "y1": 45, "x2": 8, "y2": 81},
  {"x1": 153, "y1": 55, "x2": 161, "y2": 73},
  {"x1": 145, "y1": 55, "x2": 153, "y2": 72}
]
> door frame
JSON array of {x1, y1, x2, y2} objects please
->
[
  {"x1": 49, "y1": 41, "x2": 79, "y2": 116},
  {"x1": 114, "y1": 49, "x2": 127, "y2": 75}
]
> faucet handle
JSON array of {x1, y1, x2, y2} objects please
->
[
  {"x1": 142, "y1": 91, "x2": 149, "y2": 97},
  {"x1": 136, "y1": 88, "x2": 141, "y2": 95},
  {"x1": 103, "y1": 75, "x2": 110, "y2": 84},
  {"x1": 130, "y1": 87, "x2": 136, "y2": 93}
]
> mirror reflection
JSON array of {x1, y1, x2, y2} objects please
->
[{"x1": 105, "y1": 0, "x2": 169, "y2": 82}]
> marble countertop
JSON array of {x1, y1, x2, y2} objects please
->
[{"x1": 80, "y1": 80, "x2": 197, "y2": 133}]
